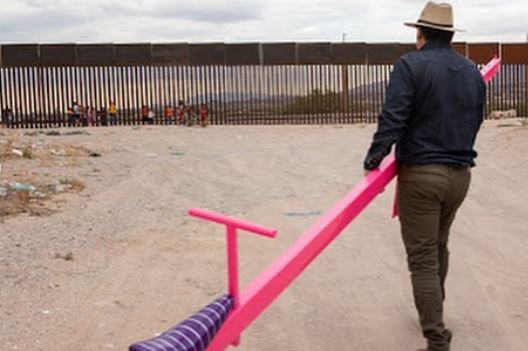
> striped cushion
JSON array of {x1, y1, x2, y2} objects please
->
[{"x1": 129, "y1": 295, "x2": 233, "y2": 351}]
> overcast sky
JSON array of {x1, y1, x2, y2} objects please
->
[{"x1": 0, "y1": 0, "x2": 526, "y2": 44}]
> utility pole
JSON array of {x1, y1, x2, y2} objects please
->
[{"x1": 341, "y1": 32, "x2": 349, "y2": 120}]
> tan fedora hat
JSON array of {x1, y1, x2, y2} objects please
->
[{"x1": 404, "y1": 1, "x2": 464, "y2": 32}]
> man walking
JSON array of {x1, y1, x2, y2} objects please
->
[{"x1": 363, "y1": 2, "x2": 486, "y2": 350}]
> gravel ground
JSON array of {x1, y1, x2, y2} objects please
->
[{"x1": 1, "y1": 120, "x2": 527, "y2": 350}]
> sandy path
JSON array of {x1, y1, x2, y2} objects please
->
[{"x1": 1, "y1": 122, "x2": 527, "y2": 350}]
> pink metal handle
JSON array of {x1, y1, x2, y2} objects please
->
[
  {"x1": 188, "y1": 207, "x2": 277, "y2": 347},
  {"x1": 189, "y1": 208, "x2": 277, "y2": 238}
]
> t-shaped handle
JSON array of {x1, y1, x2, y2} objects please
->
[{"x1": 188, "y1": 208, "x2": 277, "y2": 347}]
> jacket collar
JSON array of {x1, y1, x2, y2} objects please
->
[{"x1": 421, "y1": 40, "x2": 452, "y2": 51}]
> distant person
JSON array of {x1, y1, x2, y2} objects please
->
[
  {"x1": 1, "y1": 107, "x2": 12, "y2": 128},
  {"x1": 363, "y1": 2, "x2": 486, "y2": 351},
  {"x1": 67, "y1": 107, "x2": 75, "y2": 126},
  {"x1": 87, "y1": 107, "x2": 95, "y2": 126},
  {"x1": 176, "y1": 100, "x2": 186, "y2": 126},
  {"x1": 141, "y1": 105, "x2": 154, "y2": 125},
  {"x1": 141, "y1": 105, "x2": 149, "y2": 124},
  {"x1": 109, "y1": 101, "x2": 117, "y2": 125},
  {"x1": 8, "y1": 108, "x2": 14, "y2": 127},
  {"x1": 186, "y1": 105, "x2": 198, "y2": 126},
  {"x1": 72, "y1": 101, "x2": 80, "y2": 126},
  {"x1": 199, "y1": 104, "x2": 209, "y2": 127},
  {"x1": 164, "y1": 105, "x2": 174, "y2": 124},
  {"x1": 78, "y1": 103, "x2": 85, "y2": 127},
  {"x1": 99, "y1": 107, "x2": 108, "y2": 126},
  {"x1": 147, "y1": 109, "x2": 155, "y2": 125}
]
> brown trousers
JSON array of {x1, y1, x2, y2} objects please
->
[{"x1": 397, "y1": 164, "x2": 471, "y2": 351}]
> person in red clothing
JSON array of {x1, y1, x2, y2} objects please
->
[
  {"x1": 164, "y1": 105, "x2": 174, "y2": 124},
  {"x1": 199, "y1": 104, "x2": 208, "y2": 127}
]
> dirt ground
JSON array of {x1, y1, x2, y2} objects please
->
[{"x1": 1, "y1": 120, "x2": 527, "y2": 351}]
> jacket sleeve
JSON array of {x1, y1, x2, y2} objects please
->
[{"x1": 363, "y1": 57, "x2": 415, "y2": 170}]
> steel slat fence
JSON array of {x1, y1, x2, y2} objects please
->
[{"x1": 0, "y1": 42, "x2": 526, "y2": 128}]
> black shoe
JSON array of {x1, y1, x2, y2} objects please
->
[
  {"x1": 445, "y1": 328, "x2": 453, "y2": 343},
  {"x1": 417, "y1": 330, "x2": 452, "y2": 351}
]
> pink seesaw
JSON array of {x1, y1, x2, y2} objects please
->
[{"x1": 129, "y1": 57, "x2": 501, "y2": 351}]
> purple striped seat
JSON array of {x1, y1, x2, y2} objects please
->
[{"x1": 129, "y1": 295, "x2": 233, "y2": 351}]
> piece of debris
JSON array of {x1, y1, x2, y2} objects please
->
[
  {"x1": 63, "y1": 130, "x2": 89, "y2": 136},
  {"x1": 32, "y1": 191, "x2": 46, "y2": 199},
  {"x1": 13, "y1": 182, "x2": 36, "y2": 193},
  {"x1": 22, "y1": 148, "x2": 33, "y2": 159},
  {"x1": 24, "y1": 131, "x2": 43, "y2": 136},
  {"x1": 50, "y1": 149, "x2": 66, "y2": 157},
  {"x1": 57, "y1": 179, "x2": 85, "y2": 192},
  {"x1": 498, "y1": 122, "x2": 522, "y2": 128},
  {"x1": 89, "y1": 152, "x2": 101, "y2": 157},
  {"x1": 284, "y1": 211, "x2": 322, "y2": 217},
  {"x1": 54, "y1": 252, "x2": 74, "y2": 261},
  {"x1": 12, "y1": 148, "x2": 23, "y2": 157},
  {"x1": 488, "y1": 109, "x2": 518, "y2": 119}
]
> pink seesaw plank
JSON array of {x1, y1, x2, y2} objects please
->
[
  {"x1": 481, "y1": 56, "x2": 501, "y2": 83},
  {"x1": 206, "y1": 156, "x2": 397, "y2": 350},
  {"x1": 206, "y1": 57, "x2": 501, "y2": 350}
]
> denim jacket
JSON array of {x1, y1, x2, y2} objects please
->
[{"x1": 364, "y1": 40, "x2": 486, "y2": 170}]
